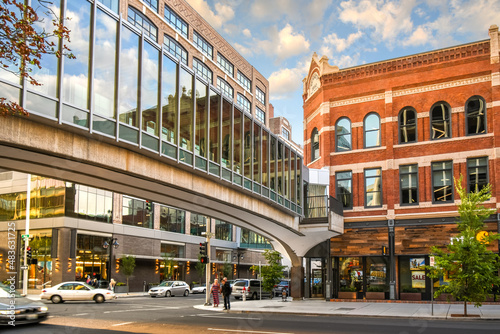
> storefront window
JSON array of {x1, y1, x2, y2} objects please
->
[
  {"x1": 366, "y1": 257, "x2": 389, "y2": 292},
  {"x1": 399, "y1": 256, "x2": 426, "y2": 293},
  {"x1": 22, "y1": 231, "x2": 52, "y2": 289},
  {"x1": 339, "y1": 257, "x2": 363, "y2": 293},
  {"x1": 161, "y1": 243, "x2": 185, "y2": 258},
  {"x1": 76, "y1": 234, "x2": 107, "y2": 281}
]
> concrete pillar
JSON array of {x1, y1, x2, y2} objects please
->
[{"x1": 290, "y1": 262, "x2": 304, "y2": 299}]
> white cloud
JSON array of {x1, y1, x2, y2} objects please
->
[
  {"x1": 256, "y1": 24, "x2": 310, "y2": 61},
  {"x1": 403, "y1": 26, "x2": 430, "y2": 47},
  {"x1": 339, "y1": 0, "x2": 416, "y2": 42},
  {"x1": 185, "y1": 0, "x2": 234, "y2": 29},
  {"x1": 250, "y1": 0, "x2": 332, "y2": 26},
  {"x1": 242, "y1": 28, "x2": 252, "y2": 38},
  {"x1": 322, "y1": 31, "x2": 363, "y2": 53},
  {"x1": 268, "y1": 67, "x2": 304, "y2": 100},
  {"x1": 233, "y1": 42, "x2": 252, "y2": 57}
]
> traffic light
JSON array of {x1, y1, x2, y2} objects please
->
[
  {"x1": 199, "y1": 242, "x2": 207, "y2": 257},
  {"x1": 26, "y1": 246, "x2": 32, "y2": 261},
  {"x1": 382, "y1": 245, "x2": 388, "y2": 256},
  {"x1": 145, "y1": 200, "x2": 152, "y2": 215},
  {"x1": 200, "y1": 256, "x2": 209, "y2": 264}
]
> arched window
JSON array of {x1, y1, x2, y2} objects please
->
[
  {"x1": 430, "y1": 102, "x2": 451, "y2": 140},
  {"x1": 364, "y1": 113, "x2": 381, "y2": 148},
  {"x1": 311, "y1": 128, "x2": 319, "y2": 161},
  {"x1": 399, "y1": 107, "x2": 417, "y2": 143},
  {"x1": 465, "y1": 96, "x2": 486, "y2": 135},
  {"x1": 335, "y1": 118, "x2": 352, "y2": 151}
]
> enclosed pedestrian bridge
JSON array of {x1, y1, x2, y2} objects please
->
[{"x1": 0, "y1": 111, "x2": 343, "y2": 278}]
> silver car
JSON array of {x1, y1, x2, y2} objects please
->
[
  {"x1": 232, "y1": 279, "x2": 271, "y2": 300},
  {"x1": 40, "y1": 281, "x2": 116, "y2": 303},
  {"x1": 0, "y1": 283, "x2": 49, "y2": 325},
  {"x1": 148, "y1": 281, "x2": 190, "y2": 297}
]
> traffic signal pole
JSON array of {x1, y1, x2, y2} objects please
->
[
  {"x1": 22, "y1": 174, "x2": 31, "y2": 296},
  {"x1": 202, "y1": 223, "x2": 214, "y2": 306}
]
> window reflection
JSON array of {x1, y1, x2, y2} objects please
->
[
  {"x1": 161, "y1": 55, "x2": 177, "y2": 144},
  {"x1": 399, "y1": 108, "x2": 416, "y2": 143},
  {"x1": 159, "y1": 205, "x2": 185, "y2": 233},
  {"x1": 119, "y1": 27, "x2": 139, "y2": 127},
  {"x1": 195, "y1": 79, "x2": 207, "y2": 157},
  {"x1": 215, "y1": 220, "x2": 232, "y2": 241},
  {"x1": 222, "y1": 100, "x2": 232, "y2": 168},
  {"x1": 65, "y1": 183, "x2": 113, "y2": 222},
  {"x1": 336, "y1": 118, "x2": 351, "y2": 151},
  {"x1": 142, "y1": 42, "x2": 159, "y2": 135},
  {"x1": 209, "y1": 90, "x2": 220, "y2": 163},
  {"x1": 233, "y1": 108, "x2": 242, "y2": 174},
  {"x1": 466, "y1": 96, "x2": 486, "y2": 135},
  {"x1": 190, "y1": 213, "x2": 207, "y2": 236},
  {"x1": 431, "y1": 103, "x2": 450, "y2": 139},
  {"x1": 364, "y1": 113, "x2": 380, "y2": 148},
  {"x1": 179, "y1": 69, "x2": 193, "y2": 152}
]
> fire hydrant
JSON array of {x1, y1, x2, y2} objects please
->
[
  {"x1": 282, "y1": 288, "x2": 287, "y2": 302},
  {"x1": 242, "y1": 286, "x2": 246, "y2": 301}
]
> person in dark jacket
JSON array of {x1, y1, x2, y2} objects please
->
[{"x1": 221, "y1": 277, "x2": 231, "y2": 310}]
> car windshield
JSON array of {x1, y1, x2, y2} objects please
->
[
  {"x1": 0, "y1": 283, "x2": 22, "y2": 298},
  {"x1": 158, "y1": 281, "x2": 174, "y2": 287},
  {"x1": 234, "y1": 281, "x2": 247, "y2": 287}
]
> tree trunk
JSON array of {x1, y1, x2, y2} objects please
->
[
  {"x1": 126, "y1": 277, "x2": 129, "y2": 295},
  {"x1": 464, "y1": 301, "x2": 467, "y2": 316}
]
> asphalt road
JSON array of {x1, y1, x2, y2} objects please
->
[{"x1": 3, "y1": 294, "x2": 500, "y2": 334}]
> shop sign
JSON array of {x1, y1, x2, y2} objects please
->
[
  {"x1": 476, "y1": 231, "x2": 489, "y2": 244},
  {"x1": 412, "y1": 271, "x2": 426, "y2": 288}
]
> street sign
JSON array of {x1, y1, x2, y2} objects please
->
[
  {"x1": 20, "y1": 266, "x2": 28, "y2": 270},
  {"x1": 22, "y1": 234, "x2": 31, "y2": 239},
  {"x1": 429, "y1": 256, "x2": 435, "y2": 267}
]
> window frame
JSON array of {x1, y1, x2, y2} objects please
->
[
  {"x1": 465, "y1": 96, "x2": 487, "y2": 136},
  {"x1": 363, "y1": 112, "x2": 381, "y2": 148},
  {"x1": 237, "y1": 93, "x2": 251, "y2": 114},
  {"x1": 336, "y1": 171, "x2": 353, "y2": 209},
  {"x1": 256, "y1": 87, "x2": 265, "y2": 105},
  {"x1": 217, "y1": 77, "x2": 233, "y2": 99},
  {"x1": 143, "y1": 0, "x2": 158, "y2": 12},
  {"x1": 217, "y1": 53, "x2": 234, "y2": 77},
  {"x1": 237, "y1": 71, "x2": 251, "y2": 92},
  {"x1": 164, "y1": 4, "x2": 188, "y2": 39},
  {"x1": 430, "y1": 101, "x2": 452, "y2": 140},
  {"x1": 193, "y1": 30, "x2": 213, "y2": 59},
  {"x1": 282, "y1": 127, "x2": 290, "y2": 140},
  {"x1": 467, "y1": 157, "x2": 489, "y2": 193},
  {"x1": 193, "y1": 57, "x2": 212, "y2": 84},
  {"x1": 255, "y1": 106, "x2": 265, "y2": 123},
  {"x1": 399, "y1": 164, "x2": 419, "y2": 206},
  {"x1": 398, "y1": 107, "x2": 417, "y2": 144},
  {"x1": 164, "y1": 34, "x2": 188, "y2": 66},
  {"x1": 364, "y1": 168, "x2": 382, "y2": 208},
  {"x1": 311, "y1": 127, "x2": 319, "y2": 162},
  {"x1": 127, "y1": 6, "x2": 158, "y2": 42},
  {"x1": 335, "y1": 117, "x2": 352, "y2": 152},
  {"x1": 431, "y1": 160, "x2": 454, "y2": 204}
]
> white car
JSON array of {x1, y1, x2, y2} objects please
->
[
  {"x1": 191, "y1": 284, "x2": 206, "y2": 294},
  {"x1": 148, "y1": 281, "x2": 190, "y2": 297},
  {"x1": 41, "y1": 282, "x2": 116, "y2": 304}
]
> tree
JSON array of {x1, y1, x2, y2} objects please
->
[
  {"x1": 427, "y1": 175, "x2": 500, "y2": 316},
  {"x1": 250, "y1": 250, "x2": 285, "y2": 296},
  {"x1": 121, "y1": 255, "x2": 136, "y2": 292},
  {"x1": 162, "y1": 253, "x2": 178, "y2": 281},
  {"x1": 0, "y1": 0, "x2": 73, "y2": 116},
  {"x1": 222, "y1": 261, "x2": 232, "y2": 279},
  {"x1": 195, "y1": 253, "x2": 205, "y2": 283}
]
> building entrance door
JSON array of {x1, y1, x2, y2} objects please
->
[{"x1": 311, "y1": 268, "x2": 323, "y2": 297}]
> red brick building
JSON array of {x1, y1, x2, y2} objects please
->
[{"x1": 303, "y1": 25, "x2": 500, "y2": 300}]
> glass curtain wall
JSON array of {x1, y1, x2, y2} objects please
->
[
  {"x1": 244, "y1": 116, "x2": 252, "y2": 188},
  {"x1": 161, "y1": 54, "x2": 178, "y2": 158},
  {"x1": 142, "y1": 42, "x2": 160, "y2": 148},
  {"x1": 222, "y1": 99, "x2": 232, "y2": 176},
  {"x1": 179, "y1": 69, "x2": 193, "y2": 164},
  {"x1": 159, "y1": 205, "x2": 185, "y2": 233},
  {"x1": 209, "y1": 90, "x2": 220, "y2": 175},
  {"x1": 195, "y1": 79, "x2": 208, "y2": 169},
  {"x1": 253, "y1": 123, "x2": 261, "y2": 191},
  {"x1": 190, "y1": 213, "x2": 207, "y2": 236},
  {"x1": 233, "y1": 107, "x2": 242, "y2": 181},
  {"x1": 76, "y1": 234, "x2": 107, "y2": 281}
]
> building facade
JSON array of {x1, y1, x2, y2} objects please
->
[{"x1": 303, "y1": 25, "x2": 500, "y2": 300}]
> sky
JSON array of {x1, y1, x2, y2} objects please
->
[{"x1": 185, "y1": 0, "x2": 500, "y2": 145}]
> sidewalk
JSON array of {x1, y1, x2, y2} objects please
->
[{"x1": 194, "y1": 297, "x2": 500, "y2": 320}]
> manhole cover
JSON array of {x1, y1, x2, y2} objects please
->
[{"x1": 336, "y1": 307, "x2": 355, "y2": 311}]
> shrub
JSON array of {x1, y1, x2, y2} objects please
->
[
  {"x1": 340, "y1": 286, "x2": 357, "y2": 292},
  {"x1": 367, "y1": 286, "x2": 384, "y2": 292}
]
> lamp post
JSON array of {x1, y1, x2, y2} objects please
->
[
  {"x1": 102, "y1": 238, "x2": 119, "y2": 284},
  {"x1": 233, "y1": 251, "x2": 244, "y2": 278}
]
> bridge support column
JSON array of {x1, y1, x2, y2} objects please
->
[{"x1": 290, "y1": 261, "x2": 304, "y2": 299}]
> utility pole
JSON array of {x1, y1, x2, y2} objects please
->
[{"x1": 202, "y1": 224, "x2": 214, "y2": 306}]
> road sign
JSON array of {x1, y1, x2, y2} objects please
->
[
  {"x1": 22, "y1": 234, "x2": 31, "y2": 239},
  {"x1": 20, "y1": 266, "x2": 28, "y2": 270}
]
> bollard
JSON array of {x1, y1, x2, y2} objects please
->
[
  {"x1": 282, "y1": 287, "x2": 287, "y2": 302},
  {"x1": 242, "y1": 286, "x2": 246, "y2": 301}
]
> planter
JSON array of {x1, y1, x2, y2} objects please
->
[
  {"x1": 400, "y1": 292, "x2": 421, "y2": 301},
  {"x1": 436, "y1": 293, "x2": 455, "y2": 302},
  {"x1": 365, "y1": 292, "x2": 385, "y2": 300},
  {"x1": 114, "y1": 285, "x2": 129, "y2": 293},
  {"x1": 338, "y1": 291, "x2": 357, "y2": 299}
]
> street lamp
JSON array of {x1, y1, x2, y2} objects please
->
[
  {"x1": 233, "y1": 251, "x2": 244, "y2": 278},
  {"x1": 102, "y1": 238, "x2": 119, "y2": 283}
]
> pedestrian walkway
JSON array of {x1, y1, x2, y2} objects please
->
[{"x1": 194, "y1": 297, "x2": 500, "y2": 320}]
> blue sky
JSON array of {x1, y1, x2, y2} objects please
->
[{"x1": 186, "y1": 0, "x2": 500, "y2": 145}]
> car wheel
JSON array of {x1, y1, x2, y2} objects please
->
[
  {"x1": 184, "y1": 290, "x2": 189, "y2": 297},
  {"x1": 94, "y1": 294, "x2": 105, "y2": 303},
  {"x1": 234, "y1": 296, "x2": 240, "y2": 300},
  {"x1": 203, "y1": 289, "x2": 206, "y2": 293},
  {"x1": 252, "y1": 292, "x2": 257, "y2": 300},
  {"x1": 166, "y1": 290, "x2": 171, "y2": 297},
  {"x1": 51, "y1": 295, "x2": 62, "y2": 304}
]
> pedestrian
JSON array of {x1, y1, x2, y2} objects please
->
[
  {"x1": 221, "y1": 277, "x2": 231, "y2": 310},
  {"x1": 210, "y1": 278, "x2": 220, "y2": 307},
  {"x1": 86, "y1": 275, "x2": 91, "y2": 284},
  {"x1": 109, "y1": 278, "x2": 116, "y2": 292}
]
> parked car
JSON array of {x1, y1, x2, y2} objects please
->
[
  {"x1": 148, "y1": 281, "x2": 190, "y2": 297},
  {"x1": 191, "y1": 284, "x2": 206, "y2": 294},
  {"x1": 232, "y1": 279, "x2": 271, "y2": 300},
  {"x1": 40, "y1": 282, "x2": 116, "y2": 304},
  {"x1": 0, "y1": 283, "x2": 48, "y2": 325},
  {"x1": 273, "y1": 279, "x2": 290, "y2": 297}
]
